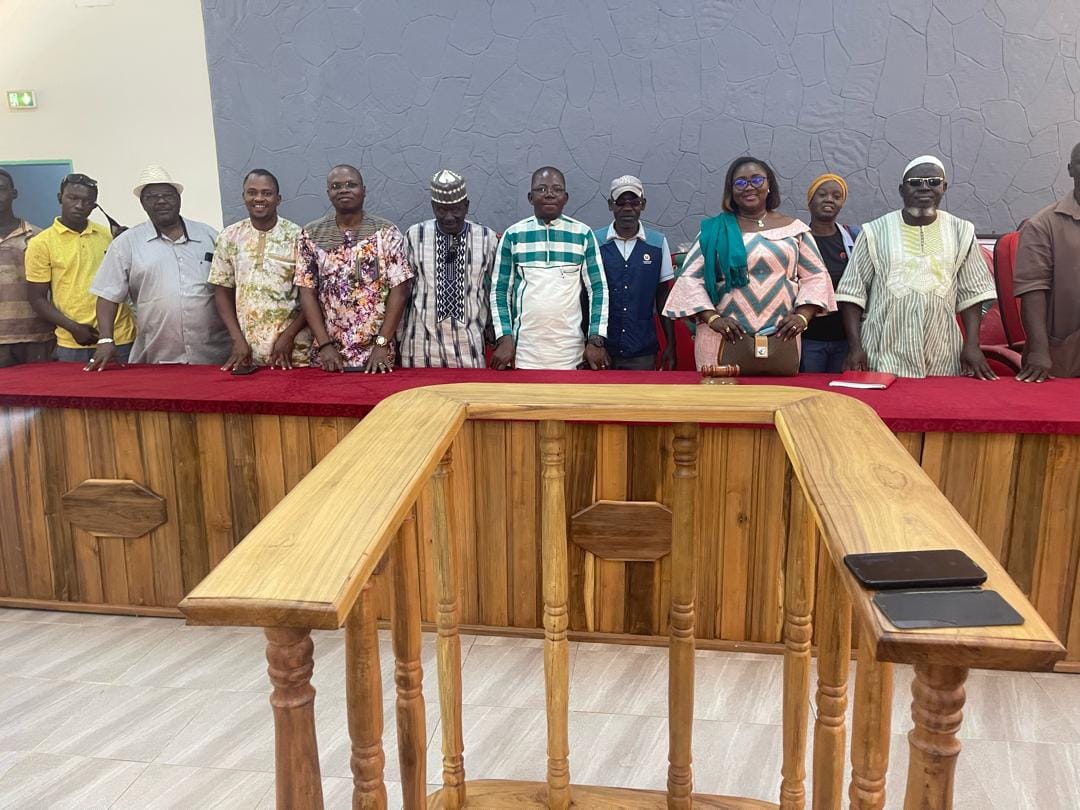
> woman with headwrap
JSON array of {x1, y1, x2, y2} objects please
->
[
  {"x1": 800, "y1": 173, "x2": 860, "y2": 372},
  {"x1": 662, "y1": 156, "x2": 836, "y2": 371}
]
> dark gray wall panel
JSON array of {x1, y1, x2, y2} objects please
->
[{"x1": 202, "y1": 0, "x2": 1080, "y2": 244}]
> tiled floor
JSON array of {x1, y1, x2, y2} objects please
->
[{"x1": 0, "y1": 608, "x2": 1077, "y2": 808}]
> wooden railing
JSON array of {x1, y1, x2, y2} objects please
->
[{"x1": 179, "y1": 384, "x2": 1065, "y2": 809}]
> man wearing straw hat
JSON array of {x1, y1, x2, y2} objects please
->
[
  {"x1": 397, "y1": 169, "x2": 499, "y2": 368},
  {"x1": 836, "y1": 155, "x2": 997, "y2": 379},
  {"x1": 86, "y1": 165, "x2": 230, "y2": 369}
]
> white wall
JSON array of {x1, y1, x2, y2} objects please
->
[{"x1": 0, "y1": 0, "x2": 222, "y2": 228}]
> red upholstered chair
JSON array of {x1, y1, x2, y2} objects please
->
[
  {"x1": 953, "y1": 244, "x2": 1022, "y2": 375},
  {"x1": 992, "y1": 230, "x2": 1026, "y2": 351},
  {"x1": 654, "y1": 252, "x2": 698, "y2": 370}
]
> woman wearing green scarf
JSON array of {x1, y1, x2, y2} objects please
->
[{"x1": 662, "y1": 156, "x2": 836, "y2": 371}]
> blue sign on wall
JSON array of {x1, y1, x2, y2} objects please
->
[{"x1": 0, "y1": 160, "x2": 73, "y2": 230}]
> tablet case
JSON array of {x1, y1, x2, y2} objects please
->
[
  {"x1": 873, "y1": 588, "x2": 1023, "y2": 629},
  {"x1": 844, "y1": 549, "x2": 987, "y2": 590}
]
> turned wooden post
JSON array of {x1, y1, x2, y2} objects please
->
[
  {"x1": 780, "y1": 486, "x2": 815, "y2": 810},
  {"x1": 903, "y1": 664, "x2": 968, "y2": 810},
  {"x1": 540, "y1": 420, "x2": 571, "y2": 810},
  {"x1": 265, "y1": 626, "x2": 324, "y2": 810},
  {"x1": 667, "y1": 423, "x2": 699, "y2": 808},
  {"x1": 812, "y1": 557, "x2": 852, "y2": 810},
  {"x1": 347, "y1": 577, "x2": 387, "y2": 810},
  {"x1": 432, "y1": 446, "x2": 466, "y2": 807},
  {"x1": 391, "y1": 509, "x2": 427, "y2": 808},
  {"x1": 849, "y1": 628, "x2": 893, "y2": 810}
]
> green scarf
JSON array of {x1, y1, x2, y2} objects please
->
[{"x1": 697, "y1": 212, "x2": 750, "y2": 301}]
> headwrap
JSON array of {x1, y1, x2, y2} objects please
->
[
  {"x1": 806, "y1": 173, "x2": 848, "y2": 205},
  {"x1": 683, "y1": 212, "x2": 749, "y2": 305},
  {"x1": 903, "y1": 155, "x2": 946, "y2": 179},
  {"x1": 430, "y1": 169, "x2": 467, "y2": 204}
]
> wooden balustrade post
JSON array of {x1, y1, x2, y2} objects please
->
[
  {"x1": 265, "y1": 626, "x2": 324, "y2": 810},
  {"x1": 780, "y1": 485, "x2": 816, "y2": 810},
  {"x1": 540, "y1": 420, "x2": 571, "y2": 810},
  {"x1": 848, "y1": 628, "x2": 893, "y2": 810},
  {"x1": 432, "y1": 447, "x2": 467, "y2": 807},
  {"x1": 391, "y1": 510, "x2": 427, "y2": 808},
  {"x1": 902, "y1": 664, "x2": 968, "y2": 810},
  {"x1": 812, "y1": 557, "x2": 852, "y2": 810},
  {"x1": 347, "y1": 576, "x2": 387, "y2": 810},
  {"x1": 667, "y1": 423, "x2": 699, "y2": 808}
]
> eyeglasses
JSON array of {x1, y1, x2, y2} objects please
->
[
  {"x1": 142, "y1": 190, "x2": 179, "y2": 202},
  {"x1": 531, "y1": 185, "x2": 565, "y2": 196},
  {"x1": 732, "y1": 175, "x2": 767, "y2": 192},
  {"x1": 62, "y1": 173, "x2": 98, "y2": 189},
  {"x1": 611, "y1": 196, "x2": 643, "y2": 208},
  {"x1": 328, "y1": 181, "x2": 362, "y2": 192},
  {"x1": 904, "y1": 177, "x2": 944, "y2": 188}
]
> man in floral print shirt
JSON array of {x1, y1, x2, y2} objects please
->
[{"x1": 295, "y1": 165, "x2": 413, "y2": 372}]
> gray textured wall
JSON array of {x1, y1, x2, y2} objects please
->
[{"x1": 202, "y1": 0, "x2": 1080, "y2": 244}]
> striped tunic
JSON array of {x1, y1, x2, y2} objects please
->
[
  {"x1": 0, "y1": 220, "x2": 52, "y2": 344},
  {"x1": 663, "y1": 220, "x2": 835, "y2": 371},
  {"x1": 836, "y1": 211, "x2": 996, "y2": 378},
  {"x1": 397, "y1": 220, "x2": 499, "y2": 368},
  {"x1": 490, "y1": 214, "x2": 608, "y2": 370}
]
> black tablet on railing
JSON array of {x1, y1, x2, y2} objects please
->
[{"x1": 843, "y1": 549, "x2": 987, "y2": 590}]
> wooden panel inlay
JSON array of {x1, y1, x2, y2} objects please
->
[
  {"x1": 61, "y1": 479, "x2": 166, "y2": 538},
  {"x1": 570, "y1": 500, "x2": 672, "y2": 561}
]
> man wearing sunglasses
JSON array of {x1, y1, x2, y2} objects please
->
[
  {"x1": 837, "y1": 155, "x2": 997, "y2": 379},
  {"x1": 397, "y1": 170, "x2": 499, "y2": 368},
  {"x1": 25, "y1": 173, "x2": 136, "y2": 363}
]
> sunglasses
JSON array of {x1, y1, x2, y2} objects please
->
[
  {"x1": 62, "y1": 173, "x2": 98, "y2": 189},
  {"x1": 732, "y1": 175, "x2": 767, "y2": 191},
  {"x1": 904, "y1": 177, "x2": 944, "y2": 188}
]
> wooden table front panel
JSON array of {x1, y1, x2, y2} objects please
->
[{"x1": 0, "y1": 407, "x2": 1077, "y2": 664}]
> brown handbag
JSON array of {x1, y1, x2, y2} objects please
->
[{"x1": 718, "y1": 334, "x2": 800, "y2": 376}]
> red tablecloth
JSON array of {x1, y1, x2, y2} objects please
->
[{"x1": 0, "y1": 363, "x2": 1076, "y2": 435}]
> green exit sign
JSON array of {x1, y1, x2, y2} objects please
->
[{"x1": 7, "y1": 90, "x2": 36, "y2": 110}]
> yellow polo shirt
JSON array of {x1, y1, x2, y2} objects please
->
[{"x1": 24, "y1": 219, "x2": 136, "y2": 348}]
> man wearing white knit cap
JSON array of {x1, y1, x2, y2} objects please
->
[
  {"x1": 86, "y1": 165, "x2": 230, "y2": 369},
  {"x1": 836, "y1": 155, "x2": 997, "y2": 379}
]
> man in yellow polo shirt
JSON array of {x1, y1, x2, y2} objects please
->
[{"x1": 25, "y1": 173, "x2": 135, "y2": 362}]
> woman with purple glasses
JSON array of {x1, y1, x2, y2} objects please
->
[{"x1": 663, "y1": 155, "x2": 836, "y2": 371}]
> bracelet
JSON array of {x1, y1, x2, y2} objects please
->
[
  {"x1": 706, "y1": 313, "x2": 722, "y2": 326},
  {"x1": 96, "y1": 338, "x2": 115, "y2": 345},
  {"x1": 793, "y1": 313, "x2": 809, "y2": 328}
]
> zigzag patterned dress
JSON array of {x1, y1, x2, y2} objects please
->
[{"x1": 663, "y1": 220, "x2": 836, "y2": 371}]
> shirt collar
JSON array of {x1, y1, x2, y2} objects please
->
[
  {"x1": 52, "y1": 217, "x2": 105, "y2": 236},
  {"x1": 147, "y1": 217, "x2": 193, "y2": 243},
  {"x1": 0, "y1": 219, "x2": 35, "y2": 244},
  {"x1": 604, "y1": 223, "x2": 646, "y2": 242},
  {"x1": 531, "y1": 214, "x2": 567, "y2": 227},
  {"x1": 1053, "y1": 192, "x2": 1080, "y2": 221}
]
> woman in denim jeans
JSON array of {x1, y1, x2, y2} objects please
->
[{"x1": 800, "y1": 174, "x2": 859, "y2": 373}]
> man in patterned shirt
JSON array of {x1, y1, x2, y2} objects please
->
[
  {"x1": 210, "y1": 169, "x2": 310, "y2": 370},
  {"x1": 398, "y1": 170, "x2": 498, "y2": 368},
  {"x1": 0, "y1": 169, "x2": 53, "y2": 366},
  {"x1": 295, "y1": 165, "x2": 413, "y2": 373},
  {"x1": 490, "y1": 166, "x2": 609, "y2": 370}
]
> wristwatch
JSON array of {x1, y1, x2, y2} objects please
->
[
  {"x1": 586, "y1": 334, "x2": 605, "y2": 348},
  {"x1": 373, "y1": 334, "x2": 390, "y2": 348}
]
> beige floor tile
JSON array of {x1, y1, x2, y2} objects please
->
[
  {"x1": 0, "y1": 751, "x2": 145, "y2": 809},
  {"x1": 461, "y1": 643, "x2": 562, "y2": 709},
  {"x1": 35, "y1": 684, "x2": 209, "y2": 762},
  {"x1": 1032, "y1": 671, "x2": 1080, "y2": 738},
  {"x1": 960, "y1": 738, "x2": 1080, "y2": 810},
  {"x1": 114, "y1": 628, "x2": 274, "y2": 691},
  {"x1": 568, "y1": 647, "x2": 668, "y2": 715},
  {"x1": 958, "y1": 670, "x2": 1079, "y2": 743},
  {"x1": 0, "y1": 751, "x2": 20, "y2": 780},
  {"x1": 0, "y1": 608, "x2": 183, "y2": 630},
  {"x1": 0, "y1": 621, "x2": 176, "y2": 683},
  {"x1": 425, "y1": 704, "x2": 549, "y2": 783},
  {"x1": 0, "y1": 676, "x2": 104, "y2": 751},
  {"x1": 254, "y1": 775, "x2": 403, "y2": 809},
  {"x1": 155, "y1": 690, "x2": 275, "y2": 772},
  {"x1": 111, "y1": 763, "x2": 274, "y2": 809}
]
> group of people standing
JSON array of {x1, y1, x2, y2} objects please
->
[{"x1": 1, "y1": 143, "x2": 1078, "y2": 381}]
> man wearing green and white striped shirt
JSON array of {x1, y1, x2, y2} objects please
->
[{"x1": 490, "y1": 167, "x2": 610, "y2": 370}]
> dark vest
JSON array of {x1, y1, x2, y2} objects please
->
[{"x1": 599, "y1": 238, "x2": 662, "y2": 358}]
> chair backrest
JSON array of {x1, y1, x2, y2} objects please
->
[{"x1": 993, "y1": 231, "x2": 1026, "y2": 350}]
